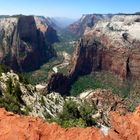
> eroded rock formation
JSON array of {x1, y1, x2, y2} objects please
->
[
  {"x1": 80, "y1": 89, "x2": 127, "y2": 126},
  {"x1": 0, "y1": 15, "x2": 58, "y2": 72},
  {"x1": 108, "y1": 105, "x2": 140, "y2": 139}
]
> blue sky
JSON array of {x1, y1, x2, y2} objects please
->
[{"x1": 0, "y1": 0, "x2": 140, "y2": 18}]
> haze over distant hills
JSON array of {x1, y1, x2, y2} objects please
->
[{"x1": 49, "y1": 17, "x2": 78, "y2": 28}]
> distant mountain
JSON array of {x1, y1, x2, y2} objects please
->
[
  {"x1": 67, "y1": 14, "x2": 113, "y2": 36},
  {"x1": 67, "y1": 12, "x2": 140, "y2": 37},
  {"x1": 49, "y1": 17, "x2": 78, "y2": 28},
  {"x1": 0, "y1": 15, "x2": 9, "y2": 18}
]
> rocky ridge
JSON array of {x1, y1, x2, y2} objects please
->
[
  {"x1": 0, "y1": 71, "x2": 64, "y2": 119},
  {"x1": 0, "y1": 105, "x2": 140, "y2": 139}
]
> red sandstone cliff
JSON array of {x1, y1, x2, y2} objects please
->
[{"x1": 1, "y1": 105, "x2": 140, "y2": 139}]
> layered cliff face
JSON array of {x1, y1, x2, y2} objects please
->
[
  {"x1": 69, "y1": 15, "x2": 140, "y2": 80},
  {"x1": 0, "y1": 15, "x2": 58, "y2": 72},
  {"x1": 0, "y1": 105, "x2": 140, "y2": 139},
  {"x1": 68, "y1": 14, "x2": 112, "y2": 36}
]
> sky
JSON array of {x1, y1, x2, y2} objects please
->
[{"x1": 0, "y1": 0, "x2": 140, "y2": 18}]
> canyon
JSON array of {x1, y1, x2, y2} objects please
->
[
  {"x1": 0, "y1": 13, "x2": 140, "y2": 140},
  {"x1": 47, "y1": 14, "x2": 140, "y2": 94}
]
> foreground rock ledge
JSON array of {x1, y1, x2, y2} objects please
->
[{"x1": 0, "y1": 107, "x2": 140, "y2": 140}]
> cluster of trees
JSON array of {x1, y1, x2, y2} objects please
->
[
  {"x1": 0, "y1": 78, "x2": 25, "y2": 114},
  {"x1": 47, "y1": 99, "x2": 97, "y2": 128}
]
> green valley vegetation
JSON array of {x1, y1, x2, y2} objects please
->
[
  {"x1": 53, "y1": 29, "x2": 78, "y2": 54},
  {"x1": 21, "y1": 57, "x2": 63, "y2": 85},
  {"x1": 70, "y1": 71, "x2": 132, "y2": 97},
  {"x1": 46, "y1": 99, "x2": 97, "y2": 128},
  {"x1": 24, "y1": 29, "x2": 78, "y2": 85},
  {"x1": 70, "y1": 71, "x2": 140, "y2": 111}
]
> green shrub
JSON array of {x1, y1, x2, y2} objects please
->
[
  {"x1": 48, "y1": 100, "x2": 97, "y2": 128},
  {"x1": 40, "y1": 96, "x2": 46, "y2": 106},
  {"x1": 0, "y1": 95, "x2": 23, "y2": 114},
  {"x1": 79, "y1": 101, "x2": 97, "y2": 126},
  {"x1": 61, "y1": 118, "x2": 86, "y2": 128},
  {"x1": 0, "y1": 64, "x2": 10, "y2": 75},
  {"x1": 0, "y1": 78, "x2": 25, "y2": 114},
  {"x1": 18, "y1": 73, "x2": 29, "y2": 84},
  {"x1": 59, "y1": 100, "x2": 80, "y2": 120}
]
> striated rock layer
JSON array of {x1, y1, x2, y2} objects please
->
[
  {"x1": 1, "y1": 105, "x2": 140, "y2": 139},
  {"x1": 69, "y1": 15, "x2": 140, "y2": 80},
  {"x1": 0, "y1": 15, "x2": 58, "y2": 72}
]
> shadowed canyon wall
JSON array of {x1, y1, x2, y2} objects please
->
[{"x1": 0, "y1": 16, "x2": 58, "y2": 72}]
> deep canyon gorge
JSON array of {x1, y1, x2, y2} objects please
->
[{"x1": 0, "y1": 13, "x2": 140, "y2": 140}]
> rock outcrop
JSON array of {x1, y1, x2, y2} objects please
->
[
  {"x1": 0, "y1": 105, "x2": 140, "y2": 139},
  {"x1": 0, "y1": 15, "x2": 58, "y2": 72},
  {"x1": 0, "y1": 108, "x2": 106, "y2": 140},
  {"x1": 69, "y1": 15, "x2": 140, "y2": 80},
  {"x1": 0, "y1": 71, "x2": 65, "y2": 119},
  {"x1": 108, "y1": 105, "x2": 140, "y2": 140},
  {"x1": 79, "y1": 89, "x2": 127, "y2": 126}
]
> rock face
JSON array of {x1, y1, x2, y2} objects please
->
[
  {"x1": 79, "y1": 89, "x2": 127, "y2": 126},
  {"x1": 46, "y1": 73, "x2": 70, "y2": 95},
  {"x1": 0, "y1": 15, "x2": 58, "y2": 72},
  {"x1": 0, "y1": 71, "x2": 65, "y2": 119},
  {"x1": 38, "y1": 16, "x2": 58, "y2": 30},
  {"x1": 108, "y1": 105, "x2": 140, "y2": 140},
  {"x1": 68, "y1": 14, "x2": 112, "y2": 36},
  {"x1": 69, "y1": 15, "x2": 140, "y2": 80},
  {"x1": 0, "y1": 105, "x2": 140, "y2": 139}
]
